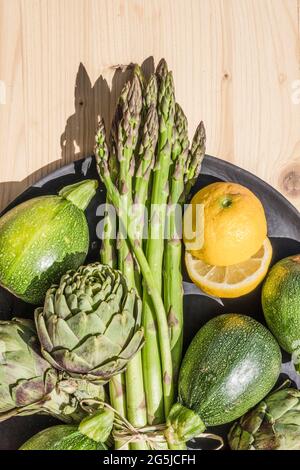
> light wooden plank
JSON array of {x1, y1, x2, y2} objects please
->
[{"x1": 0, "y1": 0, "x2": 299, "y2": 210}]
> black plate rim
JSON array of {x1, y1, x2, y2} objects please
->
[{"x1": 2, "y1": 154, "x2": 299, "y2": 223}]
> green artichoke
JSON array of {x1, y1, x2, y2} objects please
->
[
  {"x1": 228, "y1": 384, "x2": 300, "y2": 450},
  {"x1": 0, "y1": 318, "x2": 104, "y2": 423},
  {"x1": 35, "y1": 263, "x2": 144, "y2": 383}
]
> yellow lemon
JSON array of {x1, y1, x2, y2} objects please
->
[
  {"x1": 185, "y1": 238, "x2": 273, "y2": 298},
  {"x1": 184, "y1": 182, "x2": 267, "y2": 266}
]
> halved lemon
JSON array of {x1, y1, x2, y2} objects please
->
[{"x1": 185, "y1": 238, "x2": 273, "y2": 298}]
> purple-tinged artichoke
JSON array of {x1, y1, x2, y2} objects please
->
[
  {"x1": 0, "y1": 318, "x2": 104, "y2": 423},
  {"x1": 35, "y1": 263, "x2": 144, "y2": 384},
  {"x1": 229, "y1": 384, "x2": 300, "y2": 450}
]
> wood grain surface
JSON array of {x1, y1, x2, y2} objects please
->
[{"x1": 0, "y1": 0, "x2": 300, "y2": 211}]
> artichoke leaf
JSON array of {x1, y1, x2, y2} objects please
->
[
  {"x1": 12, "y1": 376, "x2": 49, "y2": 406},
  {"x1": 93, "y1": 301, "x2": 115, "y2": 325},
  {"x1": 49, "y1": 349, "x2": 93, "y2": 374},
  {"x1": 54, "y1": 290, "x2": 72, "y2": 319},
  {"x1": 35, "y1": 308, "x2": 54, "y2": 351},
  {"x1": 46, "y1": 316, "x2": 79, "y2": 350},
  {"x1": 72, "y1": 334, "x2": 122, "y2": 368},
  {"x1": 105, "y1": 312, "x2": 135, "y2": 347},
  {"x1": 119, "y1": 329, "x2": 144, "y2": 359},
  {"x1": 66, "y1": 311, "x2": 106, "y2": 339},
  {"x1": 43, "y1": 290, "x2": 56, "y2": 317}
]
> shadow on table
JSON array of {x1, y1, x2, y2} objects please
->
[{"x1": 0, "y1": 56, "x2": 155, "y2": 212}]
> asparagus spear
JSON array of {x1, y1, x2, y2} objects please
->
[
  {"x1": 134, "y1": 77, "x2": 158, "y2": 206},
  {"x1": 133, "y1": 63, "x2": 146, "y2": 92},
  {"x1": 100, "y1": 79, "x2": 126, "y2": 265},
  {"x1": 95, "y1": 119, "x2": 174, "y2": 431},
  {"x1": 183, "y1": 121, "x2": 206, "y2": 200},
  {"x1": 141, "y1": 67, "x2": 175, "y2": 425},
  {"x1": 143, "y1": 74, "x2": 158, "y2": 112},
  {"x1": 114, "y1": 75, "x2": 150, "y2": 450},
  {"x1": 99, "y1": 111, "x2": 125, "y2": 450},
  {"x1": 134, "y1": 106, "x2": 158, "y2": 207},
  {"x1": 156, "y1": 58, "x2": 168, "y2": 83},
  {"x1": 117, "y1": 77, "x2": 141, "y2": 281},
  {"x1": 163, "y1": 103, "x2": 189, "y2": 384},
  {"x1": 100, "y1": 138, "x2": 118, "y2": 267},
  {"x1": 133, "y1": 75, "x2": 158, "y2": 244}
]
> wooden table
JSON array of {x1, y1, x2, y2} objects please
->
[{"x1": 0, "y1": 0, "x2": 300, "y2": 211}]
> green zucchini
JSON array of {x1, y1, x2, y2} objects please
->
[
  {"x1": 166, "y1": 314, "x2": 281, "y2": 444},
  {"x1": 0, "y1": 180, "x2": 97, "y2": 304},
  {"x1": 19, "y1": 425, "x2": 107, "y2": 451},
  {"x1": 262, "y1": 255, "x2": 300, "y2": 371},
  {"x1": 20, "y1": 408, "x2": 114, "y2": 450}
]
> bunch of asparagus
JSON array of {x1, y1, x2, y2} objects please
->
[{"x1": 95, "y1": 59, "x2": 206, "y2": 450}]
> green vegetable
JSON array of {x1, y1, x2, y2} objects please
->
[
  {"x1": 117, "y1": 75, "x2": 142, "y2": 287},
  {"x1": 115, "y1": 76, "x2": 147, "y2": 449},
  {"x1": 35, "y1": 263, "x2": 144, "y2": 384},
  {"x1": 100, "y1": 91, "x2": 126, "y2": 448},
  {"x1": 95, "y1": 113, "x2": 174, "y2": 434},
  {"x1": 98, "y1": 74, "x2": 159, "y2": 450},
  {"x1": 19, "y1": 424, "x2": 108, "y2": 451},
  {"x1": 163, "y1": 104, "x2": 189, "y2": 384},
  {"x1": 134, "y1": 81, "x2": 158, "y2": 209},
  {"x1": 166, "y1": 314, "x2": 281, "y2": 445},
  {"x1": 122, "y1": 73, "x2": 160, "y2": 450},
  {"x1": 229, "y1": 383, "x2": 300, "y2": 450},
  {"x1": 79, "y1": 408, "x2": 114, "y2": 444},
  {"x1": 0, "y1": 318, "x2": 104, "y2": 423},
  {"x1": 183, "y1": 121, "x2": 206, "y2": 200},
  {"x1": 95, "y1": 58, "x2": 206, "y2": 450},
  {"x1": 0, "y1": 179, "x2": 97, "y2": 304},
  {"x1": 20, "y1": 407, "x2": 114, "y2": 450},
  {"x1": 142, "y1": 63, "x2": 176, "y2": 424},
  {"x1": 165, "y1": 119, "x2": 205, "y2": 384},
  {"x1": 262, "y1": 255, "x2": 300, "y2": 371}
]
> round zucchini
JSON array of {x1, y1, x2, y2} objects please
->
[
  {"x1": 262, "y1": 255, "x2": 300, "y2": 368},
  {"x1": 166, "y1": 314, "x2": 281, "y2": 444},
  {"x1": 19, "y1": 425, "x2": 107, "y2": 451},
  {"x1": 0, "y1": 180, "x2": 97, "y2": 304}
]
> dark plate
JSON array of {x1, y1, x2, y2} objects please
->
[{"x1": 0, "y1": 155, "x2": 300, "y2": 450}]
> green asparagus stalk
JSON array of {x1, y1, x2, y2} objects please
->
[
  {"x1": 134, "y1": 75, "x2": 158, "y2": 246},
  {"x1": 113, "y1": 80, "x2": 158, "y2": 450},
  {"x1": 99, "y1": 100, "x2": 126, "y2": 450},
  {"x1": 141, "y1": 67, "x2": 175, "y2": 425},
  {"x1": 156, "y1": 58, "x2": 168, "y2": 83},
  {"x1": 117, "y1": 76, "x2": 141, "y2": 284},
  {"x1": 143, "y1": 74, "x2": 158, "y2": 112},
  {"x1": 100, "y1": 154, "x2": 118, "y2": 267},
  {"x1": 100, "y1": 187, "x2": 124, "y2": 449},
  {"x1": 183, "y1": 121, "x2": 206, "y2": 200},
  {"x1": 95, "y1": 119, "x2": 174, "y2": 432},
  {"x1": 163, "y1": 104, "x2": 189, "y2": 384},
  {"x1": 114, "y1": 75, "x2": 149, "y2": 450},
  {"x1": 134, "y1": 105, "x2": 158, "y2": 212},
  {"x1": 133, "y1": 64, "x2": 146, "y2": 92},
  {"x1": 134, "y1": 77, "x2": 158, "y2": 207}
]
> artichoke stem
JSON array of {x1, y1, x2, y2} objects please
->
[{"x1": 59, "y1": 179, "x2": 98, "y2": 211}]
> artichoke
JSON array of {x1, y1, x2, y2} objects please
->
[
  {"x1": 35, "y1": 263, "x2": 144, "y2": 383},
  {"x1": 228, "y1": 384, "x2": 300, "y2": 450},
  {"x1": 0, "y1": 318, "x2": 104, "y2": 423}
]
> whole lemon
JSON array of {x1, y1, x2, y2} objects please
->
[{"x1": 184, "y1": 182, "x2": 267, "y2": 266}]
